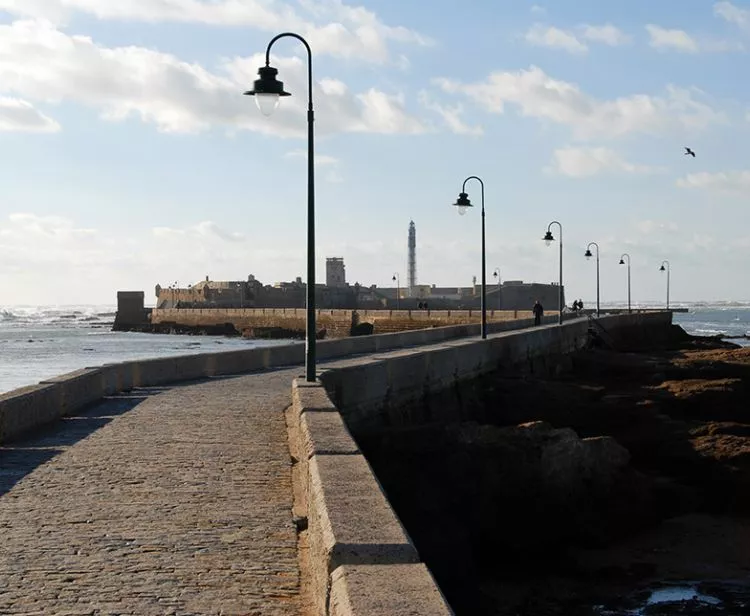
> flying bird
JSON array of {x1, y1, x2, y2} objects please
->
[{"x1": 684, "y1": 147, "x2": 696, "y2": 157}]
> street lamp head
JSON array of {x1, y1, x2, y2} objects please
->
[
  {"x1": 244, "y1": 65, "x2": 291, "y2": 116},
  {"x1": 453, "y1": 192, "x2": 472, "y2": 216},
  {"x1": 619, "y1": 258, "x2": 625, "y2": 265},
  {"x1": 659, "y1": 264, "x2": 666, "y2": 272},
  {"x1": 584, "y1": 248, "x2": 593, "y2": 260},
  {"x1": 392, "y1": 275, "x2": 396, "y2": 282},
  {"x1": 543, "y1": 230, "x2": 555, "y2": 246},
  {"x1": 493, "y1": 271, "x2": 498, "y2": 278}
]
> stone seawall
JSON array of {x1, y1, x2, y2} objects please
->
[
  {"x1": 148, "y1": 308, "x2": 533, "y2": 338},
  {"x1": 289, "y1": 312, "x2": 673, "y2": 615}
]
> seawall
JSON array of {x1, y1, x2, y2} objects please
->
[
  {"x1": 286, "y1": 311, "x2": 672, "y2": 614},
  {"x1": 147, "y1": 308, "x2": 535, "y2": 338}
]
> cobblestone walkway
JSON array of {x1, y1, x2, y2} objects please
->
[{"x1": 0, "y1": 368, "x2": 303, "y2": 616}]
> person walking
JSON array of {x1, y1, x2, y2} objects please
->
[{"x1": 533, "y1": 300, "x2": 544, "y2": 326}]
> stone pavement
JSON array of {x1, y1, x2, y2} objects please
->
[{"x1": 0, "y1": 367, "x2": 307, "y2": 616}]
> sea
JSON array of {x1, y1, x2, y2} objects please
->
[
  {"x1": 0, "y1": 305, "x2": 295, "y2": 395},
  {"x1": 1, "y1": 302, "x2": 748, "y2": 395}
]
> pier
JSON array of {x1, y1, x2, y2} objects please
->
[{"x1": 1, "y1": 312, "x2": 672, "y2": 615}]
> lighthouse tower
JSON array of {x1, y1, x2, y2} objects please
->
[{"x1": 407, "y1": 220, "x2": 417, "y2": 297}]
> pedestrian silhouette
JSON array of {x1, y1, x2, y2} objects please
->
[{"x1": 533, "y1": 300, "x2": 544, "y2": 326}]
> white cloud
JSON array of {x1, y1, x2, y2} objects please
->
[
  {"x1": 530, "y1": 5, "x2": 547, "y2": 16},
  {"x1": 434, "y1": 66, "x2": 725, "y2": 140},
  {"x1": 285, "y1": 148, "x2": 344, "y2": 182},
  {"x1": 418, "y1": 92, "x2": 483, "y2": 136},
  {"x1": 646, "y1": 24, "x2": 742, "y2": 52},
  {"x1": 646, "y1": 25, "x2": 700, "y2": 52},
  {"x1": 153, "y1": 221, "x2": 244, "y2": 242},
  {"x1": 714, "y1": 1, "x2": 750, "y2": 30},
  {"x1": 0, "y1": 0, "x2": 431, "y2": 64},
  {"x1": 550, "y1": 147, "x2": 658, "y2": 178},
  {"x1": 637, "y1": 220, "x2": 679, "y2": 235},
  {"x1": 677, "y1": 170, "x2": 750, "y2": 192},
  {"x1": 0, "y1": 20, "x2": 426, "y2": 136},
  {"x1": 580, "y1": 24, "x2": 629, "y2": 46},
  {"x1": 0, "y1": 97, "x2": 60, "y2": 132},
  {"x1": 285, "y1": 149, "x2": 339, "y2": 166},
  {"x1": 525, "y1": 24, "x2": 588, "y2": 54}
]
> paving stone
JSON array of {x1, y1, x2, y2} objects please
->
[{"x1": 0, "y1": 370, "x2": 303, "y2": 616}]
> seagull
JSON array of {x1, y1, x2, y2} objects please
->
[{"x1": 684, "y1": 147, "x2": 696, "y2": 158}]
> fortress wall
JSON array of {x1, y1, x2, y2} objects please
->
[{"x1": 149, "y1": 308, "x2": 533, "y2": 338}]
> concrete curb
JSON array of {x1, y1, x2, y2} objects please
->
[{"x1": 291, "y1": 379, "x2": 453, "y2": 615}]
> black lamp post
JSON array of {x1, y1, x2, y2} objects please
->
[
  {"x1": 543, "y1": 221, "x2": 563, "y2": 324},
  {"x1": 584, "y1": 242, "x2": 600, "y2": 316},
  {"x1": 245, "y1": 32, "x2": 317, "y2": 382},
  {"x1": 453, "y1": 176, "x2": 487, "y2": 339},
  {"x1": 493, "y1": 268, "x2": 501, "y2": 288},
  {"x1": 392, "y1": 273, "x2": 400, "y2": 310},
  {"x1": 660, "y1": 260, "x2": 670, "y2": 310},
  {"x1": 619, "y1": 253, "x2": 631, "y2": 313}
]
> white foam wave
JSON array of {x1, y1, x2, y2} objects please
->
[{"x1": 0, "y1": 305, "x2": 116, "y2": 327}]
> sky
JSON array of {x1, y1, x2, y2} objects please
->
[{"x1": 0, "y1": 0, "x2": 749, "y2": 306}]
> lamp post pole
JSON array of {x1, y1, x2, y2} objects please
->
[
  {"x1": 245, "y1": 32, "x2": 317, "y2": 382},
  {"x1": 543, "y1": 222, "x2": 563, "y2": 324},
  {"x1": 237, "y1": 282, "x2": 244, "y2": 309},
  {"x1": 660, "y1": 260, "x2": 670, "y2": 310},
  {"x1": 584, "y1": 242, "x2": 600, "y2": 316},
  {"x1": 392, "y1": 273, "x2": 400, "y2": 310},
  {"x1": 619, "y1": 254, "x2": 631, "y2": 313},
  {"x1": 493, "y1": 268, "x2": 501, "y2": 309},
  {"x1": 453, "y1": 176, "x2": 487, "y2": 339}
]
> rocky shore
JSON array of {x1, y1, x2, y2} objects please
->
[{"x1": 358, "y1": 326, "x2": 750, "y2": 615}]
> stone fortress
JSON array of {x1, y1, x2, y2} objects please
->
[{"x1": 154, "y1": 221, "x2": 563, "y2": 312}]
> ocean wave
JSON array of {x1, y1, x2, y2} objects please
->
[{"x1": 0, "y1": 305, "x2": 116, "y2": 327}]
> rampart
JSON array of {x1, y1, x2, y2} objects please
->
[{"x1": 148, "y1": 307, "x2": 534, "y2": 337}]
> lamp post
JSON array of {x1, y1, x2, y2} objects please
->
[
  {"x1": 493, "y1": 268, "x2": 501, "y2": 309},
  {"x1": 584, "y1": 242, "x2": 600, "y2": 316},
  {"x1": 453, "y1": 176, "x2": 487, "y2": 339},
  {"x1": 245, "y1": 32, "x2": 317, "y2": 382},
  {"x1": 392, "y1": 273, "x2": 400, "y2": 310},
  {"x1": 660, "y1": 260, "x2": 670, "y2": 310},
  {"x1": 237, "y1": 282, "x2": 244, "y2": 309},
  {"x1": 543, "y1": 221, "x2": 563, "y2": 325},
  {"x1": 619, "y1": 254, "x2": 631, "y2": 313}
]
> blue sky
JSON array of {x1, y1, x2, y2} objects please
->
[{"x1": 1, "y1": 0, "x2": 749, "y2": 305}]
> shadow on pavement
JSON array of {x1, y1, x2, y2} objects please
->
[{"x1": 0, "y1": 391, "x2": 154, "y2": 496}]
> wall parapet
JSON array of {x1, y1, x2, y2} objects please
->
[
  {"x1": 291, "y1": 379, "x2": 454, "y2": 616},
  {"x1": 0, "y1": 313, "x2": 567, "y2": 444}
]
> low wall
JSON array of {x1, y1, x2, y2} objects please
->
[
  {"x1": 150, "y1": 308, "x2": 534, "y2": 338},
  {"x1": 320, "y1": 312, "x2": 672, "y2": 434},
  {"x1": 290, "y1": 380, "x2": 453, "y2": 616},
  {"x1": 290, "y1": 311, "x2": 673, "y2": 615},
  {"x1": 0, "y1": 313, "x2": 563, "y2": 444}
]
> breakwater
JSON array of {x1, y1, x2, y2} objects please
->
[{"x1": 141, "y1": 307, "x2": 535, "y2": 338}]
